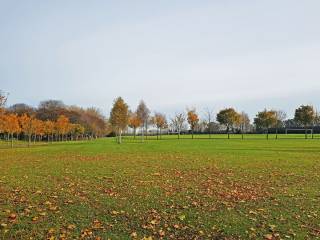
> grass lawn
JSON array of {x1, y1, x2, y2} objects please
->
[{"x1": 0, "y1": 137, "x2": 320, "y2": 239}]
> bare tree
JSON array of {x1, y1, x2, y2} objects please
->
[
  {"x1": 204, "y1": 108, "x2": 214, "y2": 138},
  {"x1": 0, "y1": 90, "x2": 8, "y2": 115},
  {"x1": 275, "y1": 110, "x2": 287, "y2": 139},
  {"x1": 239, "y1": 111, "x2": 250, "y2": 139},
  {"x1": 171, "y1": 113, "x2": 186, "y2": 139},
  {"x1": 136, "y1": 100, "x2": 150, "y2": 142}
]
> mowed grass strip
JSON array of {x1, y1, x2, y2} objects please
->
[{"x1": 0, "y1": 138, "x2": 320, "y2": 239}]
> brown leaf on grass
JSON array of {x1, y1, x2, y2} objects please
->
[
  {"x1": 264, "y1": 233, "x2": 273, "y2": 240},
  {"x1": 130, "y1": 231, "x2": 138, "y2": 238},
  {"x1": 0, "y1": 223, "x2": 8, "y2": 228},
  {"x1": 67, "y1": 224, "x2": 76, "y2": 230},
  {"x1": 8, "y1": 213, "x2": 17, "y2": 222}
]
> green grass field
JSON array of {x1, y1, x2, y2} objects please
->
[{"x1": 0, "y1": 137, "x2": 320, "y2": 239}]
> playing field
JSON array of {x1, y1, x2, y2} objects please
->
[{"x1": 0, "y1": 137, "x2": 319, "y2": 239}]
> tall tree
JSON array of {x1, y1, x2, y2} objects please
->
[
  {"x1": 8, "y1": 103, "x2": 35, "y2": 116},
  {"x1": 216, "y1": 108, "x2": 240, "y2": 139},
  {"x1": 70, "y1": 124, "x2": 85, "y2": 141},
  {"x1": 239, "y1": 112, "x2": 250, "y2": 139},
  {"x1": 19, "y1": 114, "x2": 36, "y2": 147},
  {"x1": 0, "y1": 90, "x2": 8, "y2": 115},
  {"x1": 56, "y1": 115, "x2": 70, "y2": 141},
  {"x1": 254, "y1": 109, "x2": 277, "y2": 139},
  {"x1": 153, "y1": 113, "x2": 167, "y2": 140},
  {"x1": 136, "y1": 100, "x2": 150, "y2": 142},
  {"x1": 171, "y1": 113, "x2": 186, "y2": 139},
  {"x1": 44, "y1": 120, "x2": 55, "y2": 143},
  {"x1": 187, "y1": 109, "x2": 199, "y2": 139},
  {"x1": 33, "y1": 119, "x2": 45, "y2": 142},
  {"x1": 109, "y1": 97, "x2": 129, "y2": 144},
  {"x1": 294, "y1": 105, "x2": 315, "y2": 139},
  {"x1": 128, "y1": 112, "x2": 141, "y2": 139},
  {"x1": 275, "y1": 110, "x2": 287, "y2": 139},
  {"x1": 204, "y1": 108, "x2": 214, "y2": 138},
  {"x1": 36, "y1": 100, "x2": 66, "y2": 121},
  {"x1": 3, "y1": 114, "x2": 21, "y2": 148}
]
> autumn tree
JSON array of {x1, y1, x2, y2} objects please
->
[
  {"x1": 171, "y1": 113, "x2": 186, "y2": 139},
  {"x1": 8, "y1": 103, "x2": 35, "y2": 116},
  {"x1": 254, "y1": 109, "x2": 277, "y2": 139},
  {"x1": 128, "y1": 112, "x2": 141, "y2": 139},
  {"x1": 36, "y1": 100, "x2": 66, "y2": 121},
  {"x1": 44, "y1": 120, "x2": 55, "y2": 142},
  {"x1": 136, "y1": 100, "x2": 150, "y2": 142},
  {"x1": 216, "y1": 108, "x2": 240, "y2": 139},
  {"x1": 3, "y1": 114, "x2": 21, "y2": 148},
  {"x1": 153, "y1": 113, "x2": 167, "y2": 140},
  {"x1": 187, "y1": 109, "x2": 199, "y2": 139},
  {"x1": 56, "y1": 115, "x2": 70, "y2": 141},
  {"x1": 109, "y1": 97, "x2": 129, "y2": 144},
  {"x1": 33, "y1": 119, "x2": 45, "y2": 142},
  {"x1": 239, "y1": 112, "x2": 250, "y2": 139},
  {"x1": 294, "y1": 105, "x2": 315, "y2": 139},
  {"x1": 68, "y1": 123, "x2": 85, "y2": 141},
  {"x1": 83, "y1": 108, "x2": 107, "y2": 138},
  {"x1": 19, "y1": 114, "x2": 36, "y2": 147}
]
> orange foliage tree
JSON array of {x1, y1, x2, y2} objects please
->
[
  {"x1": 44, "y1": 120, "x2": 55, "y2": 142},
  {"x1": 187, "y1": 109, "x2": 199, "y2": 139},
  {"x1": 128, "y1": 112, "x2": 141, "y2": 139},
  {"x1": 110, "y1": 97, "x2": 129, "y2": 144},
  {"x1": 69, "y1": 123, "x2": 85, "y2": 140},
  {"x1": 3, "y1": 114, "x2": 21, "y2": 148},
  {"x1": 56, "y1": 115, "x2": 70, "y2": 141},
  {"x1": 19, "y1": 114, "x2": 36, "y2": 147},
  {"x1": 33, "y1": 119, "x2": 45, "y2": 142},
  {"x1": 153, "y1": 113, "x2": 167, "y2": 140}
]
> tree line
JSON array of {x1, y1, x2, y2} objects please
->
[
  {"x1": 1, "y1": 91, "x2": 319, "y2": 146},
  {"x1": 109, "y1": 97, "x2": 320, "y2": 143},
  {"x1": 0, "y1": 91, "x2": 109, "y2": 147}
]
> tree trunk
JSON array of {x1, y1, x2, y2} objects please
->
[
  {"x1": 305, "y1": 127, "x2": 307, "y2": 139},
  {"x1": 11, "y1": 133, "x2": 13, "y2": 148},
  {"x1": 141, "y1": 126, "x2": 144, "y2": 142},
  {"x1": 276, "y1": 128, "x2": 278, "y2": 140},
  {"x1": 118, "y1": 129, "x2": 122, "y2": 144},
  {"x1": 28, "y1": 134, "x2": 31, "y2": 147},
  {"x1": 160, "y1": 128, "x2": 162, "y2": 140},
  {"x1": 145, "y1": 124, "x2": 148, "y2": 140},
  {"x1": 133, "y1": 128, "x2": 136, "y2": 139},
  {"x1": 266, "y1": 128, "x2": 269, "y2": 140},
  {"x1": 227, "y1": 126, "x2": 230, "y2": 139},
  {"x1": 157, "y1": 128, "x2": 159, "y2": 140},
  {"x1": 192, "y1": 129, "x2": 194, "y2": 139}
]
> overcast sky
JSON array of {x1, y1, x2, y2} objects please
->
[{"x1": 1, "y1": 0, "x2": 320, "y2": 119}]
